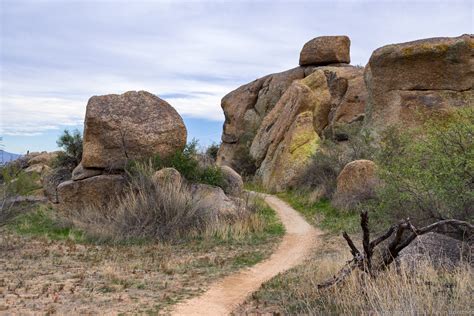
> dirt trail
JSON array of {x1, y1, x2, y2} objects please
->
[{"x1": 172, "y1": 193, "x2": 322, "y2": 316}]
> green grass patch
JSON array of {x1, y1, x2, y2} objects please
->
[
  {"x1": 232, "y1": 251, "x2": 265, "y2": 268},
  {"x1": 243, "y1": 181, "x2": 268, "y2": 193},
  {"x1": 8, "y1": 206, "x2": 86, "y2": 242},
  {"x1": 277, "y1": 191, "x2": 360, "y2": 234},
  {"x1": 278, "y1": 191, "x2": 392, "y2": 234},
  {"x1": 257, "y1": 203, "x2": 285, "y2": 237}
]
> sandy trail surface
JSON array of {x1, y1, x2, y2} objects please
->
[{"x1": 172, "y1": 193, "x2": 322, "y2": 315}]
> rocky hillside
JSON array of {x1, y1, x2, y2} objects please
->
[{"x1": 216, "y1": 34, "x2": 473, "y2": 192}]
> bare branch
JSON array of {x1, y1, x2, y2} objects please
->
[
  {"x1": 342, "y1": 231, "x2": 360, "y2": 257},
  {"x1": 361, "y1": 211, "x2": 372, "y2": 271}
]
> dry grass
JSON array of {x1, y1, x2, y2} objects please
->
[
  {"x1": 0, "y1": 198, "x2": 283, "y2": 314},
  {"x1": 237, "y1": 235, "x2": 474, "y2": 315},
  {"x1": 60, "y1": 163, "x2": 259, "y2": 242}
]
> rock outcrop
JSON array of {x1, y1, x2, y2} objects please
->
[
  {"x1": 217, "y1": 67, "x2": 308, "y2": 172},
  {"x1": 27, "y1": 151, "x2": 60, "y2": 166},
  {"x1": 82, "y1": 90, "x2": 187, "y2": 170},
  {"x1": 364, "y1": 34, "x2": 474, "y2": 132},
  {"x1": 217, "y1": 34, "x2": 472, "y2": 192},
  {"x1": 299, "y1": 36, "x2": 351, "y2": 66},
  {"x1": 332, "y1": 159, "x2": 378, "y2": 210},
  {"x1": 248, "y1": 66, "x2": 366, "y2": 191},
  {"x1": 216, "y1": 36, "x2": 360, "y2": 191},
  {"x1": 57, "y1": 175, "x2": 126, "y2": 212},
  {"x1": 58, "y1": 90, "x2": 188, "y2": 212}
]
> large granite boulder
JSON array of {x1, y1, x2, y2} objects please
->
[
  {"x1": 249, "y1": 65, "x2": 367, "y2": 192},
  {"x1": 250, "y1": 72, "x2": 324, "y2": 191},
  {"x1": 82, "y1": 91, "x2": 187, "y2": 170},
  {"x1": 364, "y1": 34, "x2": 474, "y2": 133},
  {"x1": 57, "y1": 175, "x2": 126, "y2": 212},
  {"x1": 217, "y1": 67, "x2": 308, "y2": 171},
  {"x1": 398, "y1": 233, "x2": 472, "y2": 271},
  {"x1": 333, "y1": 159, "x2": 378, "y2": 210},
  {"x1": 220, "y1": 165, "x2": 243, "y2": 197},
  {"x1": 216, "y1": 35, "x2": 366, "y2": 191},
  {"x1": 299, "y1": 36, "x2": 351, "y2": 66}
]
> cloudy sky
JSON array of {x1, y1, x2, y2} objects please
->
[{"x1": 1, "y1": 0, "x2": 472, "y2": 154}]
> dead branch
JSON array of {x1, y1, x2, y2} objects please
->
[{"x1": 317, "y1": 212, "x2": 473, "y2": 289}]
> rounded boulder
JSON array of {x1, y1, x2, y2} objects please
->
[{"x1": 81, "y1": 91, "x2": 187, "y2": 170}]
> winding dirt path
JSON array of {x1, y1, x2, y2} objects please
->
[{"x1": 172, "y1": 193, "x2": 322, "y2": 315}]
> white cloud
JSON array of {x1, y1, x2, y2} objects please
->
[{"x1": 1, "y1": 0, "x2": 472, "y2": 138}]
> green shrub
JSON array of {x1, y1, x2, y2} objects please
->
[
  {"x1": 0, "y1": 165, "x2": 42, "y2": 225},
  {"x1": 205, "y1": 142, "x2": 220, "y2": 161},
  {"x1": 1, "y1": 165, "x2": 41, "y2": 196},
  {"x1": 373, "y1": 108, "x2": 473, "y2": 225},
  {"x1": 127, "y1": 139, "x2": 224, "y2": 187},
  {"x1": 298, "y1": 129, "x2": 377, "y2": 198},
  {"x1": 54, "y1": 129, "x2": 83, "y2": 170}
]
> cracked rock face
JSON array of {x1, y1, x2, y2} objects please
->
[
  {"x1": 81, "y1": 91, "x2": 187, "y2": 170},
  {"x1": 250, "y1": 66, "x2": 366, "y2": 191},
  {"x1": 364, "y1": 34, "x2": 474, "y2": 132}
]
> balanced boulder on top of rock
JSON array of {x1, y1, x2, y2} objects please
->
[
  {"x1": 81, "y1": 91, "x2": 187, "y2": 170},
  {"x1": 299, "y1": 36, "x2": 351, "y2": 66}
]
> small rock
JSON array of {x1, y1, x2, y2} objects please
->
[
  {"x1": 71, "y1": 163, "x2": 102, "y2": 181},
  {"x1": 220, "y1": 166, "x2": 243, "y2": 197},
  {"x1": 332, "y1": 160, "x2": 378, "y2": 210},
  {"x1": 152, "y1": 168, "x2": 182, "y2": 188}
]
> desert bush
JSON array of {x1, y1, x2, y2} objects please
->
[
  {"x1": 63, "y1": 163, "x2": 212, "y2": 241},
  {"x1": 298, "y1": 128, "x2": 377, "y2": 199},
  {"x1": 1, "y1": 164, "x2": 41, "y2": 196},
  {"x1": 61, "y1": 162, "x2": 267, "y2": 242},
  {"x1": 0, "y1": 164, "x2": 42, "y2": 225},
  {"x1": 127, "y1": 139, "x2": 224, "y2": 188},
  {"x1": 231, "y1": 132, "x2": 257, "y2": 179},
  {"x1": 205, "y1": 142, "x2": 220, "y2": 161},
  {"x1": 373, "y1": 108, "x2": 473, "y2": 226},
  {"x1": 54, "y1": 129, "x2": 83, "y2": 170}
]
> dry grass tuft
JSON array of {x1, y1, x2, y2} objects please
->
[
  {"x1": 295, "y1": 256, "x2": 473, "y2": 314},
  {"x1": 238, "y1": 235, "x2": 474, "y2": 315},
  {"x1": 61, "y1": 163, "x2": 249, "y2": 242}
]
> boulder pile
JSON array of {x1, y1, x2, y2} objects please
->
[{"x1": 217, "y1": 34, "x2": 473, "y2": 192}]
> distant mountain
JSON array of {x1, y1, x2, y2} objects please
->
[{"x1": 0, "y1": 150, "x2": 22, "y2": 165}]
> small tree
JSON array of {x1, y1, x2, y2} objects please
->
[{"x1": 55, "y1": 129, "x2": 83, "y2": 170}]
